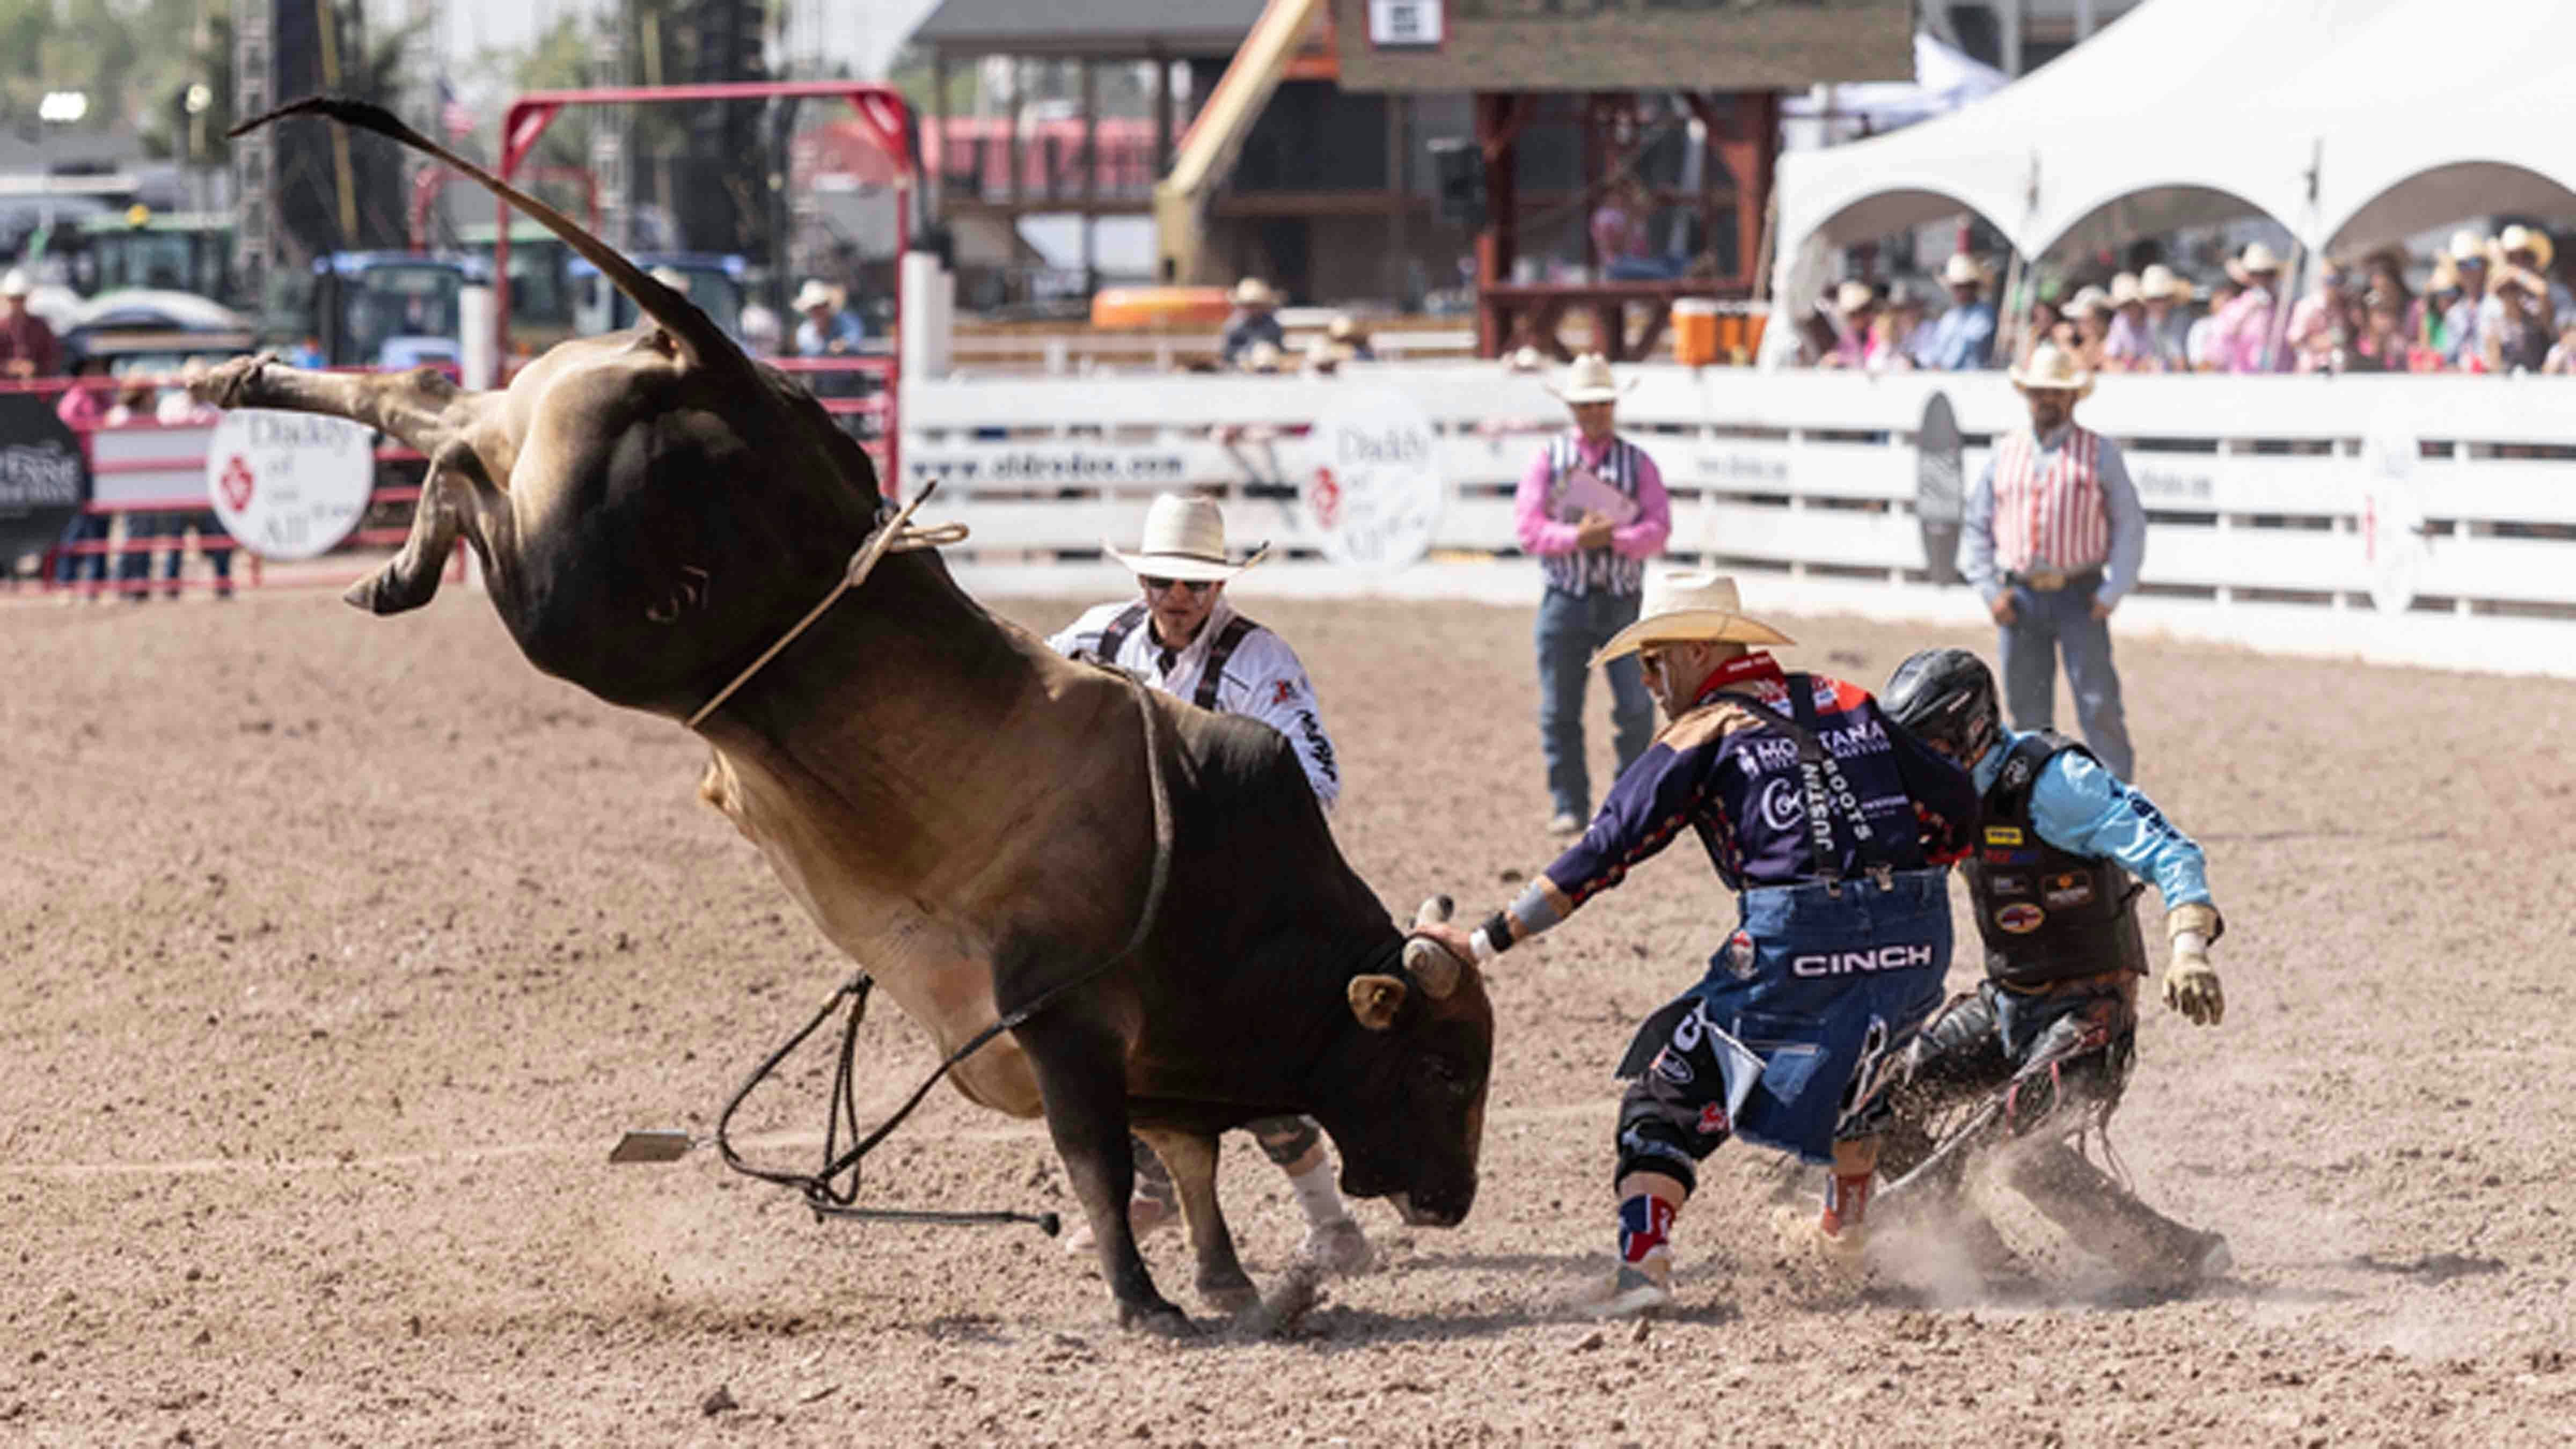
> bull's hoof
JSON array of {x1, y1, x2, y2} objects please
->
[
  {"x1": 1195, "y1": 1271, "x2": 1259, "y2": 1314},
  {"x1": 1117, "y1": 1299, "x2": 1197, "y2": 1338}
]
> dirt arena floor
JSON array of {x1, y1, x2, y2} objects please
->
[{"x1": 5, "y1": 583, "x2": 2573, "y2": 1446}]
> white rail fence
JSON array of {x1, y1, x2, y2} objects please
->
[{"x1": 903, "y1": 364, "x2": 2576, "y2": 678}]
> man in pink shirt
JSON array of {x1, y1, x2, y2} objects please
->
[
  {"x1": 2214, "y1": 243, "x2": 2288, "y2": 374},
  {"x1": 1514, "y1": 353, "x2": 1674, "y2": 834}
]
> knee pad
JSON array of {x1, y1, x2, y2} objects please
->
[
  {"x1": 1248, "y1": 1114, "x2": 1320, "y2": 1167},
  {"x1": 1613, "y1": 1074, "x2": 1721, "y2": 1195}
]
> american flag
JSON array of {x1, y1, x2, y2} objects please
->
[{"x1": 438, "y1": 79, "x2": 473, "y2": 142}]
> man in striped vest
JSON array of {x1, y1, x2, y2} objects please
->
[
  {"x1": 1044, "y1": 493, "x2": 1371, "y2": 1274},
  {"x1": 1960, "y1": 342, "x2": 2146, "y2": 779},
  {"x1": 1514, "y1": 353, "x2": 1675, "y2": 835}
]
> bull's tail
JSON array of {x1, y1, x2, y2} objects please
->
[{"x1": 231, "y1": 96, "x2": 748, "y2": 380}]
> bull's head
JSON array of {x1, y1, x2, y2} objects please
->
[
  {"x1": 1311, "y1": 936, "x2": 1492, "y2": 1227},
  {"x1": 199, "y1": 99, "x2": 906, "y2": 723}
]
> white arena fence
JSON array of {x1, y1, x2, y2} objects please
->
[{"x1": 904, "y1": 363, "x2": 2576, "y2": 680}]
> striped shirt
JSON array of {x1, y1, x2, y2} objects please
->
[
  {"x1": 1511, "y1": 432, "x2": 1671, "y2": 598},
  {"x1": 1960, "y1": 423, "x2": 2147, "y2": 608}
]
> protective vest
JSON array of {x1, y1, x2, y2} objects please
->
[
  {"x1": 1095, "y1": 602, "x2": 1257, "y2": 710},
  {"x1": 1963, "y1": 731, "x2": 2148, "y2": 987}
]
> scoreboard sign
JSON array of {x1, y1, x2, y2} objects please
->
[{"x1": 1335, "y1": 0, "x2": 1912, "y2": 91}]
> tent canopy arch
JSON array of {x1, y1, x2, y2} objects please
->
[
  {"x1": 2324, "y1": 158, "x2": 2576, "y2": 258},
  {"x1": 2032, "y1": 181, "x2": 2299, "y2": 269}
]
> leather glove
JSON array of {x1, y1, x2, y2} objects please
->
[{"x1": 2162, "y1": 902, "x2": 2225, "y2": 1027}]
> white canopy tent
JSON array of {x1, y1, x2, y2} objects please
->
[
  {"x1": 1781, "y1": 32, "x2": 2010, "y2": 151},
  {"x1": 1759, "y1": 0, "x2": 2576, "y2": 363}
]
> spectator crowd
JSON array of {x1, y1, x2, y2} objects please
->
[{"x1": 1800, "y1": 224, "x2": 2576, "y2": 377}]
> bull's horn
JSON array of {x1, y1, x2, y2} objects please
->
[
  {"x1": 1401, "y1": 937, "x2": 1463, "y2": 999},
  {"x1": 232, "y1": 96, "x2": 747, "y2": 380}
]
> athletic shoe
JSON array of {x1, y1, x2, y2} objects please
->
[
  {"x1": 1296, "y1": 1217, "x2": 1376, "y2": 1276},
  {"x1": 1594, "y1": 1263, "x2": 1674, "y2": 1318},
  {"x1": 1547, "y1": 810, "x2": 1585, "y2": 837},
  {"x1": 1059, "y1": 1193, "x2": 1180, "y2": 1255}
]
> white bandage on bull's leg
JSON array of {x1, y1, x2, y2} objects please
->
[{"x1": 1472, "y1": 877, "x2": 1577, "y2": 962}]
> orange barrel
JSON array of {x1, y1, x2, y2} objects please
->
[
  {"x1": 1091, "y1": 286, "x2": 1234, "y2": 331},
  {"x1": 1672, "y1": 298, "x2": 1721, "y2": 366}
]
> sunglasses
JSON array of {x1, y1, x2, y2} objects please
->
[{"x1": 1140, "y1": 576, "x2": 1216, "y2": 596}]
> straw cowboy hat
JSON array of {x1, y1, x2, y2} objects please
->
[
  {"x1": 2009, "y1": 340, "x2": 2095, "y2": 398},
  {"x1": 1941, "y1": 253, "x2": 1990, "y2": 288},
  {"x1": 2065, "y1": 284, "x2": 2113, "y2": 320},
  {"x1": 2138, "y1": 263, "x2": 2184, "y2": 301},
  {"x1": 1239, "y1": 339, "x2": 1285, "y2": 374},
  {"x1": 1304, "y1": 334, "x2": 1356, "y2": 370},
  {"x1": 1106, "y1": 494, "x2": 1271, "y2": 583},
  {"x1": 0, "y1": 268, "x2": 31, "y2": 298},
  {"x1": 2226, "y1": 242, "x2": 2284, "y2": 283},
  {"x1": 1547, "y1": 352, "x2": 1634, "y2": 404},
  {"x1": 2498, "y1": 224, "x2": 2555, "y2": 270},
  {"x1": 1592, "y1": 570, "x2": 1796, "y2": 665},
  {"x1": 792, "y1": 279, "x2": 840, "y2": 312},
  {"x1": 1229, "y1": 277, "x2": 1279, "y2": 308},
  {"x1": 1834, "y1": 280, "x2": 1877, "y2": 314},
  {"x1": 2448, "y1": 230, "x2": 2492, "y2": 266},
  {"x1": 2109, "y1": 272, "x2": 2143, "y2": 306},
  {"x1": 1326, "y1": 312, "x2": 1366, "y2": 342}
]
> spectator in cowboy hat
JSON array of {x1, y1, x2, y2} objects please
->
[
  {"x1": 1920, "y1": 253, "x2": 1998, "y2": 371},
  {"x1": 2479, "y1": 259, "x2": 2554, "y2": 373},
  {"x1": 1219, "y1": 277, "x2": 1285, "y2": 367},
  {"x1": 1959, "y1": 341, "x2": 2145, "y2": 779},
  {"x1": 792, "y1": 279, "x2": 865, "y2": 357},
  {"x1": 1302, "y1": 333, "x2": 1356, "y2": 376},
  {"x1": 2213, "y1": 241, "x2": 2288, "y2": 373},
  {"x1": 0, "y1": 268, "x2": 61, "y2": 379},
  {"x1": 2186, "y1": 275, "x2": 2241, "y2": 372},
  {"x1": 2480, "y1": 225, "x2": 2570, "y2": 342},
  {"x1": 2063, "y1": 285, "x2": 2113, "y2": 373},
  {"x1": 2284, "y1": 255, "x2": 2359, "y2": 374},
  {"x1": 2104, "y1": 265, "x2": 2188, "y2": 372},
  {"x1": 1513, "y1": 354, "x2": 1672, "y2": 834},
  {"x1": 1818, "y1": 280, "x2": 1877, "y2": 369},
  {"x1": 1326, "y1": 312, "x2": 1376, "y2": 361}
]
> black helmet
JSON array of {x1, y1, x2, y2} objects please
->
[{"x1": 1884, "y1": 648, "x2": 2000, "y2": 763}]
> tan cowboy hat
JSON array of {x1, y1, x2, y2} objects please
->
[
  {"x1": 2009, "y1": 340, "x2": 2095, "y2": 398},
  {"x1": 1229, "y1": 277, "x2": 1278, "y2": 308},
  {"x1": 1106, "y1": 494, "x2": 1271, "y2": 583},
  {"x1": 2226, "y1": 242, "x2": 2283, "y2": 283},
  {"x1": 1325, "y1": 312, "x2": 1365, "y2": 342},
  {"x1": 2065, "y1": 284, "x2": 2113, "y2": 320},
  {"x1": 0, "y1": 268, "x2": 29, "y2": 298},
  {"x1": 1546, "y1": 352, "x2": 1633, "y2": 404},
  {"x1": 1504, "y1": 345, "x2": 1548, "y2": 374},
  {"x1": 2498, "y1": 224, "x2": 2555, "y2": 270},
  {"x1": 1304, "y1": 334, "x2": 1355, "y2": 370},
  {"x1": 1834, "y1": 280, "x2": 1877, "y2": 314},
  {"x1": 1240, "y1": 339, "x2": 1285, "y2": 374},
  {"x1": 2109, "y1": 272, "x2": 2143, "y2": 306},
  {"x1": 1941, "y1": 253, "x2": 1990, "y2": 288},
  {"x1": 2138, "y1": 263, "x2": 2184, "y2": 301},
  {"x1": 792, "y1": 279, "x2": 839, "y2": 312},
  {"x1": 1592, "y1": 570, "x2": 1795, "y2": 665},
  {"x1": 2449, "y1": 230, "x2": 2492, "y2": 265}
]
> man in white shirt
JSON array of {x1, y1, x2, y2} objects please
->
[{"x1": 1043, "y1": 494, "x2": 1367, "y2": 1271}]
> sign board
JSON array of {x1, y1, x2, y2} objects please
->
[
  {"x1": 1334, "y1": 0, "x2": 1911, "y2": 92},
  {"x1": 1301, "y1": 391, "x2": 1444, "y2": 570},
  {"x1": 204, "y1": 409, "x2": 374, "y2": 561},
  {"x1": 1368, "y1": 0, "x2": 1444, "y2": 47},
  {"x1": 0, "y1": 391, "x2": 91, "y2": 564},
  {"x1": 2359, "y1": 423, "x2": 2428, "y2": 615}
]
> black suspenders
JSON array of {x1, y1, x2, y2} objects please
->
[
  {"x1": 1093, "y1": 603, "x2": 1256, "y2": 713},
  {"x1": 1193, "y1": 616, "x2": 1257, "y2": 710}
]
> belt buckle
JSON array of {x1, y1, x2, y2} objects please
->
[{"x1": 2024, "y1": 568, "x2": 2067, "y2": 592}]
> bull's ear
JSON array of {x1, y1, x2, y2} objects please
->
[{"x1": 1346, "y1": 974, "x2": 1408, "y2": 1031}]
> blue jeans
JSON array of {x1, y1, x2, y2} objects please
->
[
  {"x1": 1997, "y1": 580, "x2": 2134, "y2": 779},
  {"x1": 54, "y1": 512, "x2": 107, "y2": 587},
  {"x1": 1535, "y1": 587, "x2": 1655, "y2": 818}
]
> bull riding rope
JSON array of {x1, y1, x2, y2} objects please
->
[{"x1": 654, "y1": 506, "x2": 1178, "y2": 1230}]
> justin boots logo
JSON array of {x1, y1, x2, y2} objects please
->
[{"x1": 1789, "y1": 943, "x2": 1935, "y2": 978}]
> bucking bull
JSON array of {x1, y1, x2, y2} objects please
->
[{"x1": 195, "y1": 99, "x2": 1491, "y2": 1333}]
